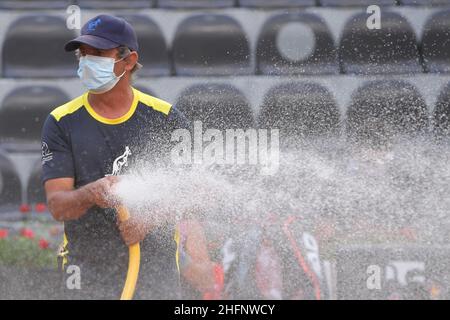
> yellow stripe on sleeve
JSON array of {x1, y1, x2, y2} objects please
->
[
  {"x1": 134, "y1": 88, "x2": 172, "y2": 116},
  {"x1": 50, "y1": 95, "x2": 85, "y2": 122}
]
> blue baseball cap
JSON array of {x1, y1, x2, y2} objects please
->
[{"x1": 65, "y1": 14, "x2": 139, "y2": 52}]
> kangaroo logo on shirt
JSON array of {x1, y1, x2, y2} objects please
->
[{"x1": 107, "y1": 146, "x2": 132, "y2": 176}]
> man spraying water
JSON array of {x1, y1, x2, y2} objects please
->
[{"x1": 41, "y1": 14, "x2": 198, "y2": 299}]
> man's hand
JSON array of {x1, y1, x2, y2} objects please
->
[
  {"x1": 45, "y1": 175, "x2": 119, "y2": 222},
  {"x1": 85, "y1": 176, "x2": 120, "y2": 208},
  {"x1": 117, "y1": 213, "x2": 154, "y2": 246}
]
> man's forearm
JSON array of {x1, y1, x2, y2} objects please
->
[{"x1": 48, "y1": 184, "x2": 95, "y2": 221}]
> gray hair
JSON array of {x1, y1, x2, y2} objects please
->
[{"x1": 117, "y1": 46, "x2": 142, "y2": 74}]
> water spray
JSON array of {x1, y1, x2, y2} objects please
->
[{"x1": 110, "y1": 146, "x2": 140, "y2": 300}]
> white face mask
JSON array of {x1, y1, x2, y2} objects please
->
[{"x1": 77, "y1": 55, "x2": 126, "y2": 94}]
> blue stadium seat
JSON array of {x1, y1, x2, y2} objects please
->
[
  {"x1": 432, "y1": 82, "x2": 450, "y2": 138},
  {"x1": 0, "y1": 86, "x2": 69, "y2": 150},
  {"x1": 320, "y1": 0, "x2": 396, "y2": 6},
  {"x1": 76, "y1": 0, "x2": 154, "y2": 9},
  {"x1": 0, "y1": 0, "x2": 69, "y2": 9},
  {"x1": 339, "y1": 12, "x2": 422, "y2": 75},
  {"x1": 346, "y1": 80, "x2": 428, "y2": 146},
  {"x1": 175, "y1": 83, "x2": 254, "y2": 130},
  {"x1": 239, "y1": 0, "x2": 315, "y2": 7},
  {"x1": 422, "y1": 9, "x2": 450, "y2": 73},
  {"x1": 257, "y1": 82, "x2": 340, "y2": 147},
  {"x1": 118, "y1": 15, "x2": 170, "y2": 77},
  {"x1": 0, "y1": 153, "x2": 21, "y2": 208},
  {"x1": 172, "y1": 14, "x2": 252, "y2": 76},
  {"x1": 401, "y1": 0, "x2": 450, "y2": 5},
  {"x1": 257, "y1": 12, "x2": 338, "y2": 75},
  {"x1": 2, "y1": 15, "x2": 78, "y2": 78},
  {"x1": 157, "y1": 0, "x2": 234, "y2": 8},
  {"x1": 27, "y1": 159, "x2": 46, "y2": 205}
]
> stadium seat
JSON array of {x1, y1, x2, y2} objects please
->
[
  {"x1": 257, "y1": 12, "x2": 338, "y2": 75},
  {"x1": 400, "y1": 0, "x2": 450, "y2": 5},
  {"x1": 339, "y1": 12, "x2": 422, "y2": 75},
  {"x1": 422, "y1": 9, "x2": 450, "y2": 73},
  {"x1": 346, "y1": 80, "x2": 428, "y2": 146},
  {"x1": 2, "y1": 15, "x2": 77, "y2": 78},
  {"x1": 172, "y1": 14, "x2": 252, "y2": 76},
  {"x1": 27, "y1": 159, "x2": 46, "y2": 205},
  {"x1": 175, "y1": 83, "x2": 255, "y2": 174},
  {"x1": 133, "y1": 85, "x2": 156, "y2": 97},
  {"x1": 76, "y1": 0, "x2": 154, "y2": 9},
  {"x1": 157, "y1": 0, "x2": 234, "y2": 8},
  {"x1": 320, "y1": 0, "x2": 396, "y2": 6},
  {"x1": 432, "y1": 82, "x2": 450, "y2": 138},
  {"x1": 175, "y1": 83, "x2": 254, "y2": 130},
  {"x1": 0, "y1": 86, "x2": 69, "y2": 150},
  {"x1": 118, "y1": 15, "x2": 170, "y2": 77},
  {"x1": 239, "y1": 0, "x2": 315, "y2": 8},
  {"x1": 0, "y1": 0, "x2": 69, "y2": 9},
  {"x1": 0, "y1": 153, "x2": 21, "y2": 208},
  {"x1": 257, "y1": 82, "x2": 340, "y2": 148}
]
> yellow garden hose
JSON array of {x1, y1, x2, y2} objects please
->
[{"x1": 117, "y1": 206, "x2": 141, "y2": 300}]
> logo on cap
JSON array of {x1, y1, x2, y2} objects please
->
[{"x1": 88, "y1": 18, "x2": 102, "y2": 32}]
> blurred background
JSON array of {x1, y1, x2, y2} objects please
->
[{"x1": 1, "y1": 0, "x2": 450, "y2": 300}]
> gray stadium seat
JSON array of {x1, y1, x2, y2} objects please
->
[
  {"x1": 133, "y1": 85, "x2": 156, "y2": 97},
  {"x1": 257, "y1": 12, "x2": 338, "y2": 75},
  {"x1": 320, "y1": 0, "x2": 396, "y2": 6},
  {"x1": 422, "y1": 9, "x2": 450, "y2": 73},
  {"x1": 2, "y1": 15, "x2": 78, "y2": 78},
  {"x1": 118, "y1": 15, "x2": 170, "y2": 77},
  {"x1": 339, "y1": 12, "x2": 422, "y2": 75},
  {"x1": 172, "y1": 14, "x2": 252, "y2": 76},
  {"x1": 401, "y1": 0, "x2": 450, "y2": 5},
  {"x1": 0, "y1": 0, "x2": 69, "y2": 9},
  {"x1": 76, "y1": 0, "x2": 154, "y2": 9},
  {"x1": 27, "y1": 159, "x2": 46, "y2": 205},
  {"x1": 257, "y1": 82, "x2": 340, "y2": 148},
  {"x1": 346, "y1": 80, "x2": 428, "y2": 146},
  {"x1": 239, "y1": 0, "x2": 315, "y2": 7},
  {"x1": 432, "y1": 82, "x2": 450, "y2": 138},
  {"x1": 175, "y1": 83, "x2": 254, "y2": 130},
  {"x1": 157, "y1": 0, "x2": 234, "y2": 8},
  {"x1": 0, "y1": 153, "x2": 21, "y2": 208},
  {"x1": 175, "y1": 83, "x2": 255, "y2": 175},
  {"x1": 0, "y1": 86, "x2": 69, "y2": 150}
]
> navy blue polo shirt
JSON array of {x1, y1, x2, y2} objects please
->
[{"x1": 41, "y1": 87, "x2": 189, "y2": 299}]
